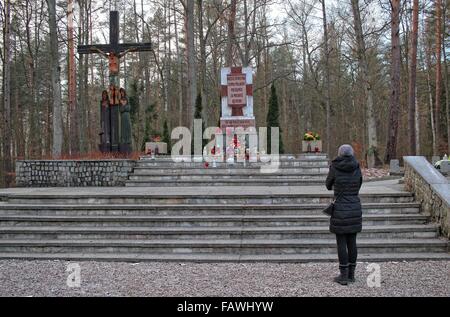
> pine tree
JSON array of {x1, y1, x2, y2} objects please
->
[
  {"x1": 162, "y1": 120, "x2": 171, "y2": 154},
  {"x1": 194, "y1": 92, "x2": 203, "y2": 120},
  {"x1": 267, "y1": 84, "x2": 284, "y2": 154},
  {"x1": 193, "y1": 92, "x2": 206, "y2": 153},
  {"x1": 141, "y1": 103, "x2": 156, "y2": 151}
]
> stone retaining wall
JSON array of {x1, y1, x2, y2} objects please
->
[
  {"x1": 15, "y1": 160, "x2": 136, "y2": 187},
  {"x1": 404, "y1": 156, "x2": 450, "y2": 239}
]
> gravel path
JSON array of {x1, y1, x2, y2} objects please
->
[{"x1": 0, "y1": 260, "x2": 448, "y2": 297}]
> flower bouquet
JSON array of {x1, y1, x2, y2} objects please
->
[{"x1": 302, "y1": 131, "x2": 322, "y2": 153}]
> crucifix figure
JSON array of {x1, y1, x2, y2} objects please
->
[{"x1": 78, "y1": 11, "x2": 152, "y2": 153}]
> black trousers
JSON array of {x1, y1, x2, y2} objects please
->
[{"x1": 335, "y1": 233, "x2": 358, "y2": 265}]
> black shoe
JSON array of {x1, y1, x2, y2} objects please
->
[
  {"x1": 348, "y1": 263, "x2": 356, "y2": 283},
  {"x1": 334, "y1": 265, "x2": 349, "y2": 286}
]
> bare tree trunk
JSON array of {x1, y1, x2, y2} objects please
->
[
  {"x1": 321, "y1": 0, "x2": 331, "y2": 155},
  {"x1": 2, "y1": 0, "x2": 12, "y2": 186},
  {"x1": 227, "y1": 0, "x2": 237, "y2": 66},
  {"x1": 84, "y1": 1, "x2": 90, "y2": 152},
  {"x1": 408, "y1": 0, "x2": 419, "y2": 155},
  {"x1": 435, "y1": 0, "x2": 443, "y2": 153},
  {"x1": 78, "y1": 0, "x2": 89, "y2": 153},
  {"x1": 425, "y1": 18, "x2": 437, "y2": 155},
  {"x1": 26, "y1": 0, "x2": 42, "y2": 158},
  {"x1": 243, "y1": 0, "x2": 249, "y2": 65},
  {"x1": 385, "y1": 0, "x2": 401, "y2": 163},
  {"x1": 351, "y1": 0, "x2": 379, "y2": 167},
  {"x1": 13, "y1": 28, "x2": 25, "y2": 159},
  {"x1": 301, "y1": 31, "x2": 311, "y2": 131},
  {"x1": 163, "y1": 0, "x2": 169, "y2": 114},
  {"x1": 428, "y1": 74, "x2": 437, "y2": 155},
  {"x1": 83, "y1": 0, "x2": 93, "y2": 152},
  {"x1": 133, "y1": 0, "x2": 142, "y2": 147},
  {"x1": 89, "y1": 2, "x2": 94, "y2": 152},
  {"x1": 197, "y1": 0, "x2": 208, "y2": 124},
  {"x1": 123, "y1": 11, "x2": 127, "y2": 90},
  {"x1": 443, "y1": 1, "x2": 450, "y2": 154},
  {"x1": 263, "y1": 34, "x2": 269, "y2": 125},
  {"x1": 142, "y1": 0, "x2": 152, "y2": 144},
  {"x1": 174, "y1": 0, "x2": 183, "y2": 127},
  {"x1": 167, "y1": 0, "x2": 173, "y2": 122},
  {"x1": 415, "y1": 86, "x2": 420, "y2": 154},
  {"x1": 185, "y1": 0, "x2": 196, "y2": 129},
  {"x1": 48, "y1": 0, "x2": 63, "y2": 157},
  {"x1": 68, "y1": 0, "x2": 78, "y2": 154},
  {"x1": 24, "y1": 0, "x2": 38, "y2": 158}
]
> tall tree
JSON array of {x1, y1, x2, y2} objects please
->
[
  {"x1": 286, "y1": 0, "x2": 315, "y2": 132},
  {"x1": 162, "y1": 119, "x2": 171, "y2": 154},
  {"x1": 197, "y1": 0, "x2": 207, "y2": 124},
  {"x1": 227, "y1": 0, "x2": 237, "y2": 66},
  {"x1": 67, "y1": 0, "x2": 78, "y2": 154},
  {"x1": 434, "y1": 0, "x2": 443, "y2": 154},
  {"x1": 385, "y1": 0, "x2": 401, "y2": 163},
  {"x1": 181, "y1": 0, "x2": 196, "y2": 129},
  {"x1": 267, "y1": 84, "x2": 284, "y2": 154},
  {"x1": 2, "y1": 0, "x2": 12, "y2": 186},
  {"x1": 174, "y1": 0, "x2": 184, "y2": 126},
  {"x1": 47, "y1": 0, "x2": 63, "y2": 157},
  {"x1": 351, "y1": 0, "x2": 380, "y2": 167},
  {"x1": 424, "y1": 16, "x2": 437, "y2": 155},
  {"x1": 443, "y1": 0, "x2": 450, "y2": 154},
  {"x1": 194, "y1": 92, "x2": 206, "y2": 150},
  {"x1": 408, "y1": 0, "x2": 419, "y2": 155},
  {"x1": 77, "y1": 0, "x2": 89, "y2": 153},
  {"x1": 321, "y1": 0, "x2": 331, "y2": 156}
]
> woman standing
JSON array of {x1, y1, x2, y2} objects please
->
[{"x1": 326, "y1": 144, "x2": 363, "y2": 285}]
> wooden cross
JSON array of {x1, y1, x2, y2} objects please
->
[
  {"x1": 78, "y1": 11, "x2": 151, "y2": 104},
  {"x1": 77, "y1": 10, "x2": 152, "y2": 152},
  {"x1": 78, "y1": 11, "x2": 152, "y2": 61}
]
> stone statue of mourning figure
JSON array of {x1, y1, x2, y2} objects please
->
[
  {"x1": 99, "y1": 90, "x2": 111, "y2": 153},
  {"x1": 98, "y1": 88, "x2": 132, "y2": 154},
  {"x1": 119, "y1": 88, "x2": 132, "y2": 154}
]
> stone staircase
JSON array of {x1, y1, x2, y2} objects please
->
[
  {"x1": 0, "y1": 153, "x2": 448, "y2": 262},
  {"x1": 125, "y1": 154, "x2": 329, "y2": 187}
]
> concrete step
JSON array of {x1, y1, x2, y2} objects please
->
[
  {"x1": 128, "y1": 174, "x2": 328, "y2": 181},
  {"x1": 0, "y1": 214, "x2": 430, "y2": 227},
  {"x1": 125, "y1": 179, "x2": 328, "y2": 187},
  {"x1": 136, "y1": 160, "x2": 330, "y2": 170},
  {"x1": 0, "y1": 252, "x2": 448, "y2": 263},
  {"x1": 0, "y1": 238, "x2": 446, "y2": 254},
  {"x1": 131, "y1": 167, "x2": 329, "y2": 176},
  {"x1": 139, "y1": 154, "x2": 329, "y2": 162},
  {"x1": 297, "y1": 154, "x2": 329, "y2": 160},
  {"x1": 0, "y1": 193, "x2": 414, "y2": 206},
  {"x1": 0, "y1": 193, "x2": 415, "y2": 205},
  {"x1": 0, "y1": 225, "x2": 439, "y2": 240},
  {"x1": 0, "y1": 203, "x2": 421, "y2": 216}
]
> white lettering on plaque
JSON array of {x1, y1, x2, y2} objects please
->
[{"x1": 227, "y1": 74, "x2": 247, "y2": 106}]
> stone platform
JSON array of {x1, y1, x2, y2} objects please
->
[
  {"x1": 2, "y1": 154, "x2": 448, "y2": 262},
  {"x1": 0, "y1": 178, "x2": 448, "y2": 262}
]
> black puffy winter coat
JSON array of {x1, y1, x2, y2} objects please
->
[{"x1": 326, "y1": 155, "x2": 363, "y2": 234}]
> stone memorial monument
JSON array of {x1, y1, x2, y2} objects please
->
[
  {"x1": 99, "y1": 90, "x2": 111, "y2": 152},
  {"x1": 119, "y1": 88, "x2": 132, "y2": 154},
  {"x1": 220, "y1": 67, "x2": 256, "y2": 130},
  {"x1": 78, "y1": 10, "x2": 152, "y2": 154},
  {"x1": 145, "y1": 142, "x2": 168, "y2": 155}
]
